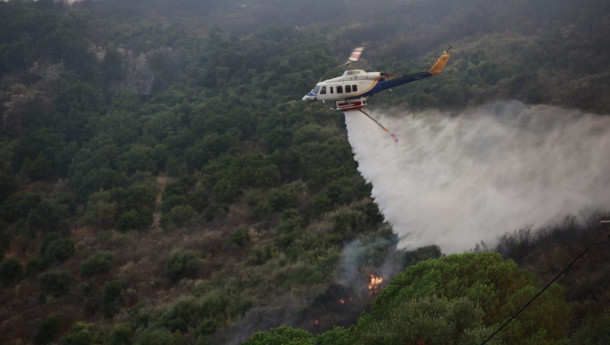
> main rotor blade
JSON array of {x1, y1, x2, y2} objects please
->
[
  {"x1": 349, "y1": 46, "x2": 364, "y2": 62},
  {"x1": 335, "y1": 46, "x2": 365, "y2": 69}
]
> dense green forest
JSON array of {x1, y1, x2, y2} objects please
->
[{"x1": 1, "y1": 0, "x2": 609, "y2": 344}]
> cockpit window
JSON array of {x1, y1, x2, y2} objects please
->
[
  {"x1": 320, "y1": 86, "x2": 327, "y2": 94},
  {"x1": 311, "y1": 85, "x2": 321, "y2": 95}
]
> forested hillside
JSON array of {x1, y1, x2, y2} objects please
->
[
  {"x1": 1, "y1": 0, "x2": 609, "y2": 344},
  {"x1": 73, "y1": 0, "x2": 610, "y2": 112}
]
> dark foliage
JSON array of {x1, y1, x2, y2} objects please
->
[
  {"x1": 33, "y1": 314, "x2": 61, "y2": 345},
  {"x1": 102, "y1": 280, "x2": 127, "y2": 318},
  {"x1": 0, "y1": 257, "x2": 22, "y2": 286},
  {"x1": 165, "y1": 250, "x2": 199, "y2": 283},
  {"x1": 495, "y1": 215, "x2": 610, "y2": 319},
  {"x1": 39, "y1": 269, "x2": 73, "y2": 298},
  {"x1": 41, "y1": 237, "x2": 75, "y2": 267},
  {"x1": 80, "y1": 251, "x2": 116, "y2": 278}
]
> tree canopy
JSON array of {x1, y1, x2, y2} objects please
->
[{"x1": 245, "y1": 253, "x2": 573, "y2": 345}]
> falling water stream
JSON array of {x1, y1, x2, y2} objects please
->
[{"x1": 345, "y1": 101, "x2": 610, "y2": 252}]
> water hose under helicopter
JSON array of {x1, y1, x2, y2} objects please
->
[{"x1": 358, "y1": 108, "x2": 398, "y2": 143}]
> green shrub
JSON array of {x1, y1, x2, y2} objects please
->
[
  {"x1": 227, "y1": 227, "x2": 250, "y2": 247},
  {"x1": 368, "y1": 253, "x2": 572, "y2": 345},
  {"x1": 200, "y1": 291, "x2": 231, "y2": 320},
  {"x1": 83, "y1": 190, "x2": 118, "y2": 229},
  {"x1": 264, "y1": 128, "x2": 292, "y2": 153},
  {"x1": 194, "y1": 318, "x2": 218, "y2": 338},
  {"x1": 315, "y1": 327, "x2": 352, "y2": 345},
  {"x1": 135, "y1": 329, "x2": 176, "y2": 345},
  {"x1": 357, "y1": 200, "x2": 384, "y2": 225},
  {"x1": 81, "y1": 250, "x2": 116, "y2": 278},
  {"x1": 26, "y1": 258, "x2": 43, "y2": 275},
  {"x1": 276, "y1": 209, "x2": 304, "y2": 234},
  {"x1": 160, "y1": 194, "x2": 187, "y2": 214},
  {"x1": 50, "y1": 192, "x2": 77, "y2": 215},
  {"x1": 162, "y1": 297, "x2": 202, "y2": 332},
  {"x1": 102, "y1": 280, "x2": 127, "y2": 318},
  {"x1": 570, "y1": 311, "x2": 610, "y2": 345},
  {"x1": 400, "y1": 245, "x2": 442, "y2": 268},
  {"x1": 40, "y1": 233, "x2": 61, "y2": 255},
  {"x1": 0, "y1": 257, "x2": 23, "y2": 286},
  {"x1": 212, "y1": 178, "x2": 240, "y2": 203},
  {"x1": 203, "y1": 203, "x2": 228, "y2": 221},
  {"x1": 332, "y1": 210, "x2": 368, "y2": 239},
  {"x1": 166, "y1": 250, "x2": 199, "y2": 283},
  {"x1": 41, "y1": 238, "x2": 75, "y2": 267},
  {"x1": 0, "y1": 192, "x2": 41, "y2": 223},
  {"x1": 0, "y1": 227, "x2": 9, "y2": 260},
  {"x1": 115, "y1": 209, "x2": 152, "y2": 231},
  {"x1": 246, "y1": 245, "x2": 274, "y2": 266},
  {"x1": 163, "y1": 175, "x2": 197, "y2": 198},
  {"x1": 39, "y1": 269, "x2": 73, "y2": 297},
  {"x1": 0, "y1": 173, "x2": 18, "y2": 204},
  {"x1": 115, "y1": 209, "x2": 139, "y2": 231},
  {"x1": 27, "y1": 198, "x2": 71, "y2": 235},
  {"x1": 187, "y1": 188, "x2": 209, "y2": 212},
  {"x1": 267, "y1": 188, "x2": 297, "y2": 212},
  {"x1": 312, "y1": 193, "x2": 332, "y2": 215},
  {"x1": 33, "y1": 314, "x2": 61, "y2": 345},
  {"x1": 60, "y1": 321, "x2": 107, "y2": 345},
  {"x1": 162, "y1": 205, "x2": 198, "y2": 228},
  {"x1": 355, "y1": 296, "x2": 496, "y2": 345},
  {"x1": 110, "y1": 324, "x2": 133, "y2": 345},
  {"x1": 282, "y1": 263, "x2": 324, "y2": 287},
  {"x1": 323, "y1": 177, "x2": 370, "y2": 206},
  {"x1": 293, "y1": 123, "x2": 333, "y2": 144},
  {"x1": 243, "y1": 326, "x2": 314, "y2": 345}
]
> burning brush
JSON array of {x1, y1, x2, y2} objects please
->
[{"x1": 368, "y1": 273, "x2": 383, "y2": 295}]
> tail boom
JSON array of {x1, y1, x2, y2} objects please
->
[{"x1": 428, "y1": 46, "x2": 452, "y2": 75}]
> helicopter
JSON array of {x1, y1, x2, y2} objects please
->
[{"x1": 302, "y1": 46, "x2": 452, "y2": 142}]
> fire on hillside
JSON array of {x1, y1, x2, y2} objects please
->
[
  {"x1": 368, "y1": 274, "x2": 383, "y2": 295},
  {"x1": 303, "y1": 273, "x2": 386, "y2": 332}
]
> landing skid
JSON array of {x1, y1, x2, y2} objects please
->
[
  {"x1": 331, "y1": 98, "x2": 367, "y2": 112},
  {"x1": 332, "y1": 99, "x2": 397, "y2": 142}
]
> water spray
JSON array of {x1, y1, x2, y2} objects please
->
[{"x1": 345, "y1": 101, "x2": 610, "y2": 252}]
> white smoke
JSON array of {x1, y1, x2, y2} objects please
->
[{"x1": 345, "y1": 101, "x2": 610, "y2": 253}]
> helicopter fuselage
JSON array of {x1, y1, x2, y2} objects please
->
[
  {"x1": 302, "y1": 69, "x2": 432, "y2": 102},
  {"x1": 302, "y1": 47, "x2": 451, "y2": 104},
  {"x1": 300, "y1": 47, "x2": 451, "y2": 142}
]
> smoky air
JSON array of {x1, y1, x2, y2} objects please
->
[{"x1": 346, "y1": 101, "x2": 610, "y2": 252}]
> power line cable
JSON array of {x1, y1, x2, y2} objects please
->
[{"x1": 480, "y1": 220, "x2": 610, "y2": 345}]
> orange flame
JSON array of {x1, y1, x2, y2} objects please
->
[
  {"x1": 368, "y1": 274, "x2": 383, "y2": 295},
  {"x1": 338, "y1": 297, "x2": 353, "y2": 304}
]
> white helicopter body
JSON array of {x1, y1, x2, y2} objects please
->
[{"x1": 301, "y1": 46, "x2": 452, "y2": 141}]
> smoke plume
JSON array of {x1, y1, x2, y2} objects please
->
[{"x1": 345, "y1": 101, "x2": 610, "y2": 253}]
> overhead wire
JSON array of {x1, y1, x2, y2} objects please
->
[{"x1": 479, "y1": 220, "x2": 610, "y2": 345}]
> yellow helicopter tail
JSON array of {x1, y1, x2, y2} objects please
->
[{"x1": 428, "y1": 46, "x2": 452, "y2": 75}]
